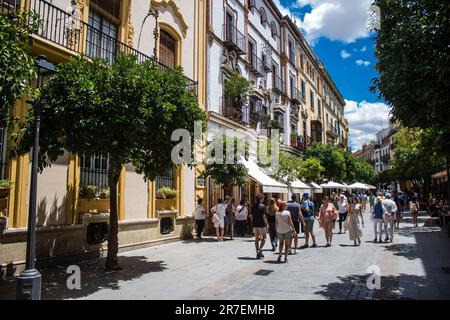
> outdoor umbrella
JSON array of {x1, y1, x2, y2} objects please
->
[
  {"x1": 364, "y1": 184, "x2": 377, "y2": 190},
  {"x1": 348, "y1": 182, "x2": 370, "y2": 190},
  {"x1": 320, "y1": 181, "x2": 347, "y2": 189},
  {"x1": 310, "y1": 182, "x2": 323, "y2": 194}
]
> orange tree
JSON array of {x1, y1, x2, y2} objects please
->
[{"x1": 11, "y1": 54, "x2": 205, "y2": 270}]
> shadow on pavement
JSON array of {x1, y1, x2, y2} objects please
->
[
  {"x1": 384, "y1": 243, "x2": 419, "y2": 260},
  {"x1": 314, "y1": 273, "x2": 427, "y2": 300},
  {"x1": 0, "y1": 256, "x2": 166, "y2": 300},
  {"x1": 237, "y1": 257, "x2": 259, "y2": 261}
]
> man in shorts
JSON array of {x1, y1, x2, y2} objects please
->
[
  {"x1": 300, "y1": 193, "x2": 317, "y2": 248},
  {"x1": 287, "y1": 194, "x2": 305, "y2": 254},
  {"x1": 252, "y1": 194, "x2": 268, "y2": 259}
]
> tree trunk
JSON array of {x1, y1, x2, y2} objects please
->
[
  {"x1": 105, "y1": 159, "x2": 122, "y2": 271},
  {"x1": 447, "y1": 154, "x2": 450, "y2": 201}
]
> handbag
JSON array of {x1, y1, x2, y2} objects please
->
[{"x1": 212, "y1": 213, "x2": 219, "y2": 224}]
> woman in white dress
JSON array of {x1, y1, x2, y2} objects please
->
[
  {"x1": 345, "y1": 197, "x2": 364, "y2": 246},
  {"x1": 211, "y1": 199, "x2": 226, "y2": 241}
]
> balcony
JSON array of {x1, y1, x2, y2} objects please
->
[
  {"x1": 291, "y1": 88, "x2": 301, "y2": 105},
  {"x1": 1, "y1": 0, "x2": 198, "y2": 95},
  {"x1": 326, "y1": 123, "x2": 338, "y2": 138},
  {"x1": 262, "y1": 54, "x2": 272, "y2": 72},
  {"x1": 223, "y1": 23, "x2": 246, "y2": 55},
  {"x1": 290, "y1": 106, "x2": 299, "y2": 121},
  {"x1": 249, "y1": 53, "x2": 264, "y2": 77},
  {"x1": 272, "y1": 74, "x2": 285, "y2": 95},
  {"x1": 382, "y1": 154, "x2": 390, "y2": 164},
  {"x1": 221, "y1": 96, "x2": 249, "y2": 126}
]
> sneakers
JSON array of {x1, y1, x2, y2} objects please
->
[
  {"x1": 256, "y1": 250, "x2": 264, "y2": 259},
  {"x1": 373, "y1": 238, "x2": 378, "y2": 243},
  {"x1": 385, "y1": 237, "x2": 390, "y2": 242}
]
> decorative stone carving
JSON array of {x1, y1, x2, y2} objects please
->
[
  {"x1": 127, "y1": 5, "x2": 134, "y2": 46},
  {"x1": 152, "y1": 0, "x2": 189, "y2": 38}
]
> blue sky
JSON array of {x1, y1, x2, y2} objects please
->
[{"x1": 275, "y1": 0, "x2": 391, "y2": 151}]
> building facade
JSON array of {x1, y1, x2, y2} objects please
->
[
  {"x1": 205, "y1": 0, "x2": 349, "y2": 211},
  {"x1": 0, "y1": 0, "x2": 207, "y2": 275},
  {"x1": 353, "y1": 142, "x2": 375, "y2": 169}
]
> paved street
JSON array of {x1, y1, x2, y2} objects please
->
[{"x1": 1, "y1": 208, "x2": 450, "y2": 300}]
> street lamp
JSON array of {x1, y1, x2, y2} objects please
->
[
  {"x1": 16, "y1": 55, "x2": 55, "y2": 300},
  {"x1": 137, "y1": 8, "x2": 159, "y2": 60}
]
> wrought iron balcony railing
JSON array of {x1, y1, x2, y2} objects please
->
[
  {"x1": 221, "y1": 96, "x2": 249, "y2": 125},
  {"x1": 1, "y1": 0, "x2": 198, "y2": 95},
  {"x1": 291, "y1": 88, "x2": 301, "y2": 104},
  {"x1": 249, "y1": 53, "x2": 264, "y2": 77},
  {"x1": 223, "y1": 23, "x2": 246, "y2": 55},
  {"x1": 272, "y1": 74, "x2": 285, "y2": 95}
]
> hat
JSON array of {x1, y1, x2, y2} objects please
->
[
  {"x1": 385, "y1": 193, "x2": 391, "y2": 198},
  {"x1": 376, "y1": 196, "x2": 383, "y2": 202},
  {"x1": 303, "y1": 192, "x2": 309, "y2": 198}
]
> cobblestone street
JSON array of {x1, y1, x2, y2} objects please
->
[{"x1": 1, "y1": 208, "x2": 449, "y2": 300}]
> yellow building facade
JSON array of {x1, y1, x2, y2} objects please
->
[{"x1": 0, "y1": 0, "x2": 208, "y2": 275}]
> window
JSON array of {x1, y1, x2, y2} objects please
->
[
  {"x1": 290, "y1": 76, "x2": 295, "y2": 98},
  {"x1": 80, "y1": 154, "x2": 109, "y2": 191},
  {"x1": 310, "y1": 90, "x2": 315, "y2": 111},
  {"x1": 259, "y1": 8, "x2": 267, "y2": 26},
  {"x1": 156, "y1": 169, "x2": 174, "y2": 190},
  {"x1": 300, "y1": 54, "x2": 304, "y2": 70},
  {"x1": 86, "y1": 10, "x2": 118, "y2": 63},
  {"x1": 301, "y1": 80, "x2": 306, "y2": 98},
  {"x1": 318, "y1": 99, "x2": 321, "y2": 116},
  {"x1": 270, "y1": 22, "x2": 277, "y2": 39},
  {"x1": 159, "y1": 30, "x2": 177, "y2": 69},
  {"x1": 247, "y1": 0, "x2": 256, "y2": 10},
  {"x1": 288, "y1": 39, "x2": 295, "y2": 62}
]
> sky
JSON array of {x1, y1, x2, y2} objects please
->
[{"x1": 274, "y1": 0, "x2": 391, "y2": 151}]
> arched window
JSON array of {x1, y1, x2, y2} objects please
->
[
  {"x1": 270, "y1": 22, "x2": 277, "y2": 39},
  {"x1": 259, "y1": 8, "x2": 267, "y2": 26},
  {"x1": 159, "y1": 29, "x2": 177, "y2": 69}
]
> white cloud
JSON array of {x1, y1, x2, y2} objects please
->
[
  {"x1": 356, "y1": 59, "x2": 371, "y2": 66},
  {"x1": 340, "y1": 49, "x2": 351, "y2": 59},
  {"x1": 295, "y1": 0, "x2": 373, "y2": 43},
  {"x1": 344, "y1": 99, "x2": 391, "y2": 151},
  {"x1": 360, "y1": 46, "x2": 367, "y2": 52}
]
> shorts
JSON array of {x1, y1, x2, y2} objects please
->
[
  {"x1": 304, "y1": 219, "x2": 314, "y2": 232},
  {"x1": 277, "y1": 231, "x2": 292, "y2": 241},
  {"x1": 253, "y1": 227, "x2": 267, "y2": 238},
  {"x1": 214, "y1": 221, "x2": 224, "y2": 228},
  {"x1": 292, "y1": 220, "x2": 300, "y2": 234}
]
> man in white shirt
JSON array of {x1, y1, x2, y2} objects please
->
[
  {"x1": 194, "y1": 198, "x2": 206, "y2": 240},
  {"x1": 338, "y1": 194, "x2": 349, "y2": 234},
  {"x1": 382, "y1": 193, "x2": 398, "y2": 243}
]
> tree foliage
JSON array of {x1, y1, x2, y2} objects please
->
[
  {"x1": 297, "y1": 157, "x2": 324, "y2": 183},
  {"x1": 11, "y1": 54, "x2": 205, "y2": 270},
  {"x1": 224, "y1": 73, "x2": 251, "y2": 103},
  {"x1": 344, "y1": 152, "x2": 377, "y2": 184},
  {"x1": 303, "y1": 142, "x2": 346, "y2": 181},
  {"x1": 202, "y1": 135, "x2": 249, "y2": 188},
  {"x1": 371, "y1": 0, "x2": 450, "y2": 150},
  {"x1": 0, "y1": 11, "x2": 40, "y2": 123}
]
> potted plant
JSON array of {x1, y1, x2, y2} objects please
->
[
  {"x1": 79, "y1": 184, "x2": 98, "y2": 199},
  {"x1": 99, "y1": 186, "x2": 110, "y2": 199},
  {"x1": 0, "y1": 180, "x2": 13, "y2": 199},
  {"x1": 155, "y1": 187, "x2": 177, "y2": 210},
  {"x1": 158, "y1": 187, "x2": 177, "y2": 199}
]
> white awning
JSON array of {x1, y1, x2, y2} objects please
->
[
  {"x1": 320, "y1": 181, "x2": 347, "y2": 189},
  {"x1": 348, "y1": 182, "x2": 370, "y2": 190},
  {"x1": 310, "y1": 182, "x2": 323, "y2": 193},
  {"x1": 241, "y1": 158, "x2": 288, "y2": 193},
  {"x1": 364, "y1": 183, "x2": 377, "y2": 190},
  {"x1": 291, "y1": 179, "x2": 311, "y2": 193}
]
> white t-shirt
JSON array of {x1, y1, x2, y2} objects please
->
[
  {"x1": 235, "y1": 205, "x2": 248, "y2": 221},
  {"x1": 382, "y1": 199, "x2": 397, "y2": 215},
  {"x1": 276, "y1": 210, "x2": 292, "y2": 234},
  {"x1": 194, "y1": 204, "x2": 205, "y2": 220},
  {"x1": 211, "y1": 203, "x2": 226, "y2": 224},
  {"x1": 338, "y1": 197, "x2": 348, "y2": 213}
]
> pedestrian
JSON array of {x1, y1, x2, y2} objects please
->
[
  {"x1": 300, "y1": 192, "x2": 317, "y2": 248},
  {"x1": 225, "y1": 197, "x2": 235, "y2": 240},
  {"x1": 267, "y1": 198, "x2": 279, "y2": 251},
  {"x1": 235, "y1": 199, "x2": 249, "y2": 237},
  {"x1": 276, "y1": 201, "x2": 296, "y2": 263},
  {"x1": 393, "y1": 192, "x2": 402, "y2": 229},
  {"x1": 273, "y1": 194, "x2": 282, "y2": 208},
  {"x1": 318, "y1": 196, "x2": 337, "y2": 247},
  {"x1": 382, "y1": 193, "x2": 397, "y2": 243},
  {"x1": 372, "y1": 196, "x2": 384, "y2": 243},
  {"x1": 409, "y1": 195, "x2": 420, "y2": 227},
  {"x1": 211, "y1": 198, "x2": 226, "y2": 242},
  {"x1": 369, "y1": 193, "x2": 375, "y2": 211},
  {"x1": 346, "y1": 197, "x2": 364, "y2": 246},
  {"x1": 331, "y1": 192, "x2": 339, "y2": 211},
  {"x1": 287, "y1": 194, "x2": 305, "y2": 254},
  {"x1": 337, "y1": 194, "x2": 349, "y2": 234},
  {"x1": 252, "y1": 194, "x2": 268, "y2": 259},
  {"x1": 194, "y1": 198, "x2": 206, "y2": 240}
]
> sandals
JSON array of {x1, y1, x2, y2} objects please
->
[{"x1": 277, "y1": 255, "x2": 282, "y2": 263}]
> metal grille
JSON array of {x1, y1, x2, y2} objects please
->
[
  {"x1": 86, "y1": 10, "x2": 118, "y2": 63},
  {"x1": 156, "y1": 169, "x2": 174, "y2": 190},
  {"x1": 80, "y1": 154, "x2": 109, "y2": 190},
  {"x1": 254, "y1": 269, "x2": 273, "y2": 276}
]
